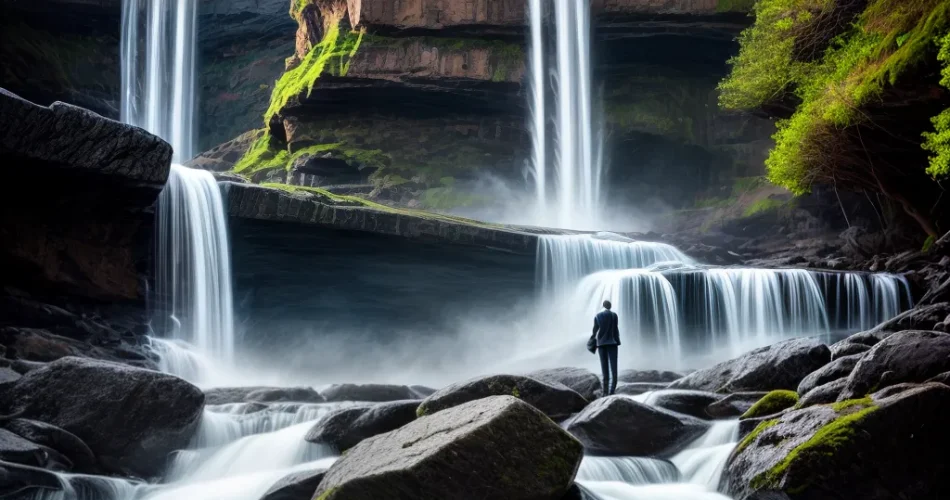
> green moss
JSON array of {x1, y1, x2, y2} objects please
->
[
  {"x1": 232, "y1": 130, "x2": 289, "y2": 176},
  {"x1": 923, "y1": 32, "x2": 950, "y2": 178},
  {"x1": 416, "y1": 405, "x2": 429, "y2": 418},
  {"x1": 511, "y1": 387, "x2": 521, "y2": 398},
  {"x1": 830, "y1": 396, "x2": 873, "y2": 412},
  {"x1": 264, "y1": 19, "x2": 364, "y2": 122},
  {"x1": 742, "y1": 390, "x2": 800, "y2": 419},
  {"x1": 751, "y1": 403, "x2": 879, "y2": 492},
  {"x1": 923, "y1": 234, "x2": 937, "y2": 252},
  {"x1": 743, "y1": 198, "x2": 786, "y2": 217},
  {"x1": 735, "y1": 419, "x2": 780, "y2": 455},
  {"x1": 314, "y1": 487, "x2": 337, "y2": 500}
]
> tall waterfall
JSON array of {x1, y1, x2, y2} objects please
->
[
  {"x1": 121, "y1": 0, "x2": 197, "y2": 161},
  {"x1": 527, "y1": 0, "x2": 605, "y2": 229},
  {"x1": 121, "y1": 0, "x2": 235, "y2": 363},
  {"x1": 538, "y1": 233, "x2": 912, "y2": 363}
]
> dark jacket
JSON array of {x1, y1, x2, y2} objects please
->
[{"x1": 592, "y1": 309, "x2": 620, "y2": 347}]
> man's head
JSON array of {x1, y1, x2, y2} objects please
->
[{"x1": 603, "y1": 300, "x2": 612, "y2": 310}]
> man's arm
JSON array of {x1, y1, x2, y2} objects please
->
[{"x1": 592, "y1": 316, "x2": 600, "y2": 337}]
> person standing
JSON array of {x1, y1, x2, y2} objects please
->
[{"x1": 591, "y1": 300, "x2": 620, "y2": 396}]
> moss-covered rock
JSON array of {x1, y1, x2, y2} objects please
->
[
  {"x1": 722, "y1": 383, "x2": 950, "y2": 499},
  {"x1": 313, "y1": 395, "x2": 583, "y2": 500},
  {"x1": 741, "y1": 390, "x2": 799, "y2": 419}
]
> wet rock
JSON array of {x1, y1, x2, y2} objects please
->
[
  {"x1": 670, "y1": 338, "x2": 830, "y2": 393},
  {"x1": 0, "y1": 357, "x2": 204, "y2": 478},
  {"x1": 839, "y1": 331, "x2": 950, "y2": 401},
  {"x1": 0, "y1": 459, "x2": 62, "y2": 498},
  {"x1": 0, "y1": 367, "x2": 19, "y2": 384},
  {"x1": 306, "y1": 400, "x2": 418, "y2": 452},
  {"x1": 798, "y1": 378, "x2": 847, "y2": 408},
  {"x1": 613, "y1": 382, "x2": 671, "y2": 396},
  {"x1": 722, "y1": 383, "x2": 950, "y2": 500},
  {"x1": 261, "y1": 467, "x2": 327, "y2": 500},
  {"x1": 527, "y1": 367, "x2": 601, "y2": 401},
  {"x1": 706, "y1": 392, "x2": 768, "y2": 419},
  {"x1": 320, "y1": 383, "x2": 420, "y2": 403},
  {"x1": 565, "y1": 396, "x2": 707, "y2": 456},
  {"x1": 618, "y1": 369, "x2": 683, "y2": 384},
  {"x1": 854, "y1": 303, "x2": 950, "y2": 342},
  {"x1": 0, "y1": 429, "x2": 48, "y2": 467},
  {"x1": 829, "y1": 341, "x2": 870, "y2": 360},
  {"x1": 739, "y1": 390, "x2": 798, "y2": 420},
  {"x1": 927, "y1": 371, "x2": 950, "y2": 386},
  {"x1": 639, "y1": 390, "x2": 722, "y2": 420},
  {"x1": 417, "y1": 374, "x2": 588, "y2": 420},
  {"x1": 797, "y1": 354, "x2": 863, "y2": 396},
  {"x1": 3, "y1": 419, "x2": 97, "y2": 473},
  {"x1": 313, "y1": 396, "x2": 583, "y2": 500},
  {"x1": 204, "y1": 386, "x2": 325, "y2": 405}
]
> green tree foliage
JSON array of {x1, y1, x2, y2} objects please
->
[{"x1": 922, "y1": 33, "x2": 950, "y2": 178}]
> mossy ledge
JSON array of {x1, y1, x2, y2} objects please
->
[
  {"x1": 741, "y1": 390, "x2": 800, "y2": 419},
  {"x1": 225, "y1": 182, "x2": 541, "y2": 254}
]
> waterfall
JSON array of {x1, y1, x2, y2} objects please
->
[
  {"x1": 539, "y1": 234, "x2": 912, "y2": 363},
  {"x1": 121, "y1": 0, "x2": 235, "y2": 364},
  {"x1": 526, "y1": 1, "x2": 606, "y2": 229},
  {"x1": 153, "y1": 166, "x2": 236, "y2": 363},
  {"x1": 121, "y1": 0, "x2": 197, "y2": 161}
]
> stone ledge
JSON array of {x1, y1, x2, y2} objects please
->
[{"x1": 224, "y1": 182, "x2": 541, "y2": 254}]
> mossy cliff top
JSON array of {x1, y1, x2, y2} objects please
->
[{"x1": 719, "y1": 0, "x2": 950, "y2": 238}]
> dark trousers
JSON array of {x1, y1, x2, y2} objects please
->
[{"x1": 598, "y1": 344, "x2": 619, "y2": 396}]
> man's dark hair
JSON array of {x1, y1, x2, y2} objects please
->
[{"x1": 603, "y1": 300, "x2": 612, "y2": 310}]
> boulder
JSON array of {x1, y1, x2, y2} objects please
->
[
  {"x1": 838, "y1": 331, "x2": 950, "y2": 401},
  {"x1": 313, "y1": 396, "x2": 583, "y2": 500},
  {"x1": 722, "y1": 383, "x2": 950, "y2": 500},
  {"x1": 204, "y1": 386, "x2": 325, "y2": 405},
  {"x1": 829, "y1": 341, "x2": 870, "y2": 360},
  {"x1": 0, "y1": 428, "x2": 48, "y2": 468},
  {"x1": 261, "y1": 468, "x2": 327, "y2": 500},
  {"x1": 798, "y1": 378, "x2": 847, "y2": 408},
  {"x1": 0, "y1": 460, "x2": 62, "y2": 498},
  {"x1": 618, "y1": 369, "x2": 683, "y2": 384},
  {"x1": 527, "y1": 367, "x2": 601, "y2": 401},
  {"x1": 796, "y1": 354, "x2": 863, "y2": 396},
  {"x1": 669, "y1": 338, "x2": 830, "y2": 393},
  {"x1": 706, "y1": 392, "x2": 769, "y2": 419},
  {"x1": 861, "y1": 302, "x2": 950, "y2": 337},
  {"x1": 614, "y1": 382, "x2": 671, "y2": 396},
  {"x1": 0, "y1": 357, "x2": 204, "y2": 478},
  {"x1": 638, "y1": 390, "x2": 722, "y2": 420},
  {"x1": 417, "y1": 374, "x2": 588, "y2": 420},
  {"x1": 321, "y1": 383, "x2": 420, "y2": 402},
  {"x1": 565, "y1": 396, "x2": 707, "y2": 456},
  {"x1": 927, "y1": 371, "x2": 950, "y2": 386},
  {"x1": 3, "y1": 419, "x2": 97, "y2": 473},
  {"x1": 306, "y1": 400, "x2": 418, "y2": 452}
]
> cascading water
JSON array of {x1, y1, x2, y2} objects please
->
[
  {"x1": 538, "y1": 233, "x2": 912, "y2": 365},
  {"x1": 121, "y1": 0, "x2": 235, "y2": 366},
  {"x1": 526, "y1": 0, "x2": 606, "y2": 229}
]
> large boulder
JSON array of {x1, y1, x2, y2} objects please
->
[
  {"x1": 3, "y1": 419, "x2": 97, "y2": 473},
  {"x1": 0, "y1": 429, "x2": 50, "y2": 468},
  {"x1": 829, "y1": 341, "x2": 870, "y2": 360},
  {"x1": 670, "y1": 338, "x2": 830, "y2": 393},
  {"x1": 618, "y1": 369, "x2": 683, "y2": 384},
  {"x1": 204, "y1": 386, "x2": 324, "y2": 405},
  {"x1": 722, "y1": 383, "x2": 950, "y2": 499},
  {"x1": 417, "y1": 374, "x2": 588, "y2": 420},
  {"x1": 796, "y1": 354, "x2": 862, "y2": 396},
  {"x1": 313, "y1": 395, "x2": 583, "y2": 500},
  {"x1": 838, "y1": 331, "x2": 950, "y2": 401},
  {"x1": 706, "y1": 392, "x2": 769, "y2": 419},
  {"x1": 565, "y1": 396, "x2": 707, "y2": 456},
  {"x1": 0, "y1": 357, "x2": 204, "y2": 478},
  {"x1": 261, "y1": 468, "x2": 327, "y2": 500},
  {"x1": 320, "y1": 383, "x2": 421, "y2": 402},
  {"x1": 638, "y1": 390, "x2": 722, "y2": 420},
  {"x1": 527, "y1": 367, "x2": 601, "y2": 401},
  {"x1": 306, "y1": 400, "x2": 418, "y2": 452}
]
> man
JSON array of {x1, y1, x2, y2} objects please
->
[{"x1": 591, "y1": 300, "x2": 620, "y2": 396}]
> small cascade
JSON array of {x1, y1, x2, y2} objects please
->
[
  {"x1": 526, "y1": 1, "x2": 606, "y2": 229},
  {"x1": 153, "y1": 165, "x2": 236, "y2": 364},
  {"x1": 578, "y1": 457, "x2": 680, "y2": 484},
  {"x1": 671, "y1": 421, "x2": 740, "y2": 489},
  {"x1": 539, "y1": 234, "x2": 912, "y2": 361}
]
